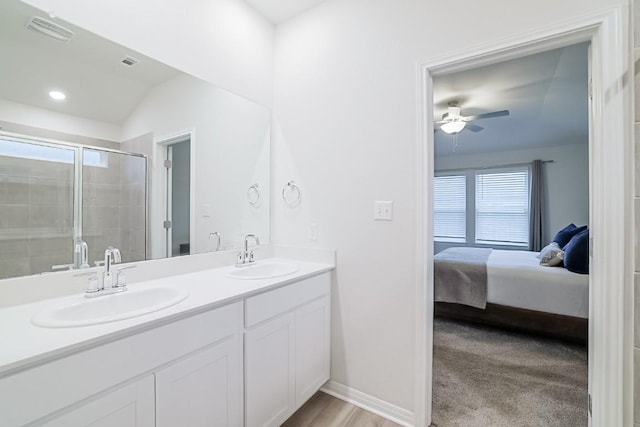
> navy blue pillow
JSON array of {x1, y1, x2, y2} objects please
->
[
  {"x1": 553, "y1": 223, "x2": 587, "y2": 248},
  {"x1": 563, "y1": 228, "x2": 589, "y2": 274}
]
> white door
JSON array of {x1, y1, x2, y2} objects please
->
[
  {"x1": 245, "y1": 312, "x2": 296, "y2": 427},
  {"x1": 38, "y1": 375, "x2": 155, "y2": 427},
  {"x1": 295, "y1": 296, "x2": 331, "y2": 407},
  {"x1": 155, "y1": 336, "x2": 243, "y2": 427}
]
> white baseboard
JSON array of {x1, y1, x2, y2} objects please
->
[{"x1": 320, "y1": 380, "x2": 414, "y2": 427}]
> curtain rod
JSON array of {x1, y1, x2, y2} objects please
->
[{"x1": 435, "y1": 160, "x2": 554, "y2": 173}]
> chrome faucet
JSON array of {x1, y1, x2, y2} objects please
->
[
  {"x1": 103, "y1": 246, "x2": 122, "y2": 289},
  {"x1": 73, "y1": 239, "x2": 90, "y2": 269},
  {"x1": 51, "y1": 238, "x2": 90, "y2": 271},
  {"x1": 209, "y1": 232, "x2": 221, "y2": 251},
  {"x1": 77, "y1": 246, "x2": 132, "y2": 298},
  {"x1": 236, "y1": 234, "x2": 260, "y2": 267}
]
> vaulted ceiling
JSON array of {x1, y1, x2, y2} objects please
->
[
  {"x1": 244, "y1": 0, "x2": 328, "y2": 23},
  {"x1": 0, "y1": 1, "x2": 179, "y2": 125}
]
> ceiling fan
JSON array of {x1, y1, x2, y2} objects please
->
[{"x1": 435, "y1": 101, "x2": 510, "y2": 134}]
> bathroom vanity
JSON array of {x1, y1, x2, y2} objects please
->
[{"x1": 0, "y1": 258, "x2": 333, "y2": 427}]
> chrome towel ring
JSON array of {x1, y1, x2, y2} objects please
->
[
  {"x1": 247, "y1": 183, "x2": 260, "y2": 206},
  {"x1": 282, "y1": 181, "x2": 301, "y2": 207}
]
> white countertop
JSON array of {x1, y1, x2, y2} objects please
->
[{"x1": 0, "y1": 258, "x2": 333, "y2": 378}]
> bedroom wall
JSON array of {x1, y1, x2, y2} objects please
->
[
  {"x1": 434, "y1": 143, "x2": 589, "y2": 254},
  {"x1": 272, "y1": 0, "x2": 625, "y2": 417}
]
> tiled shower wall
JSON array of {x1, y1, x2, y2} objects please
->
[{"x1": 0, "y1": 155, "x2": 73, "y2": 279}]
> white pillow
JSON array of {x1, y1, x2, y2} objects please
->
[
  {"x1": 539, "y1": 242, "x2": 564, "y2": 267},
  {"x1": 537, "y1": 242, "x2": 558, "y2": 259}
]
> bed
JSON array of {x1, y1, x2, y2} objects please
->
[{"x1": 434, "y1": 247, "x2": 589, "y2": 343}]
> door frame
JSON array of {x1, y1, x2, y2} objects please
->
[{"x1": 415, "y1": 6, "x2": 632, "y2": 426}]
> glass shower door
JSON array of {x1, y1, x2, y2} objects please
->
[
  {"x1": 0, "y1": 137, "x2": 75, "y2": 279},
  {"x1": 82, "y1": 148, "x2": 146, "y2": 266}
]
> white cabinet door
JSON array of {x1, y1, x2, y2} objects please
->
[
  {"x1": 295, "y1": 296, "x2": 330, "y2": 407},
  {"x1": 245, "y1": 312, "x2": 296, "y2": 427},
  {"x1": 38, "y1": 375, "x2": 155, "y2": 427},
  {"x1": 155, "y1": 334, "x2": 243, "y2": 427}
]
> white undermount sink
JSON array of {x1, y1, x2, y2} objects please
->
[
  {"x1": 31, "y1": 286, "x2": 189, "y2": 328},
  {"x1": 226, "y1": 260, "x2": 299, "y2": 280}
]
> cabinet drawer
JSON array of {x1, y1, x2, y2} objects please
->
[{"x1": 245, "y1": 273, "x2": 330, "y2": 327}]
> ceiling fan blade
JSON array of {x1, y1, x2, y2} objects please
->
[
  {"x1": 466, "y1": 123, "x2": 484, "y2": 132},
  {"x1": 465, "y1": 109, "x2": 510, "y2": 121}
]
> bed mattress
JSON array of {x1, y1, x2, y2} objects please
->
[{"x1": 486, "y1": 250, "x2": 589, "y2": 318}]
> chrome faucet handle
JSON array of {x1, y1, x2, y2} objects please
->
[
  {"x1": 74, "y1": 271, "x2": 100, "y2": 295},
  {"x1": 236, "y1": 251, "x2": 245, "y2": 267},
  {"x1": 112, "y1": 248, "x2": 122, "y2": 264},
  {"x1": 115, "y1": 265, "x2": 136, "y2": 288},
  {"x1": 85, "y1": 273, "x2": 99, "y2": 294}
]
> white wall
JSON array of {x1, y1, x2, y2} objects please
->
[
  {"x1": 123, "y1": 74, "x2": 270, "y2": 258},
  {"x1": 0, "y1": 98, "x2": 121, "y2": 142},
  {"x1": 434, "y1": 143, "x2": 589, "y2": 253},
  {"x1": 22, "y1": 0, "x2": 275, "y2": 107},
  {"x1": 272, "y1": 0, "x2": 624, "y2": 414}
]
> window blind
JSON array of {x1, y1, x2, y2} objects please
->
[
  {"x1": 434, "y1": 175, "x2": 466, "y2": 242},
  {"x1": 475, "y1": 169, "x2": 529, "y2": 245}
]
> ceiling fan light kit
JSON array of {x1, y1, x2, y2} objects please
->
[
  {"x1": 441, "y1": 120, "x2": 466, "y2": 134},
  {"x1": 435, "y1": 100, "x2": 510, "y2": 135}
]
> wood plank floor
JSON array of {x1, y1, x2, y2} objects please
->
[{"x1": 281, "y1": 392, "x2": 402, "y2": 427}]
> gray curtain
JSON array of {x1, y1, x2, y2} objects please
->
[{"x1": 529, "y1": 159, "x2": 544, "y2": 251}]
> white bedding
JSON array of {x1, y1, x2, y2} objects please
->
[{"x1": 487, "y1": 250, "x2": 589, "y2": 318}]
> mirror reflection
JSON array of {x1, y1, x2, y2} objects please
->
[{"x1": 0, "y1": 1, "x2": 270, "y2": 280}]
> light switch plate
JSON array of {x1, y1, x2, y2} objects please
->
[{"x1": 374, "y1": 201, "x2": 393, "y2": 220}]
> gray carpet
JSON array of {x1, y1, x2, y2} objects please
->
[{"x1": 432, "y1": 318, "x2": 588, "y2": 427}]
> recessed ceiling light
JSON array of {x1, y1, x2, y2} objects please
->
[{"x1": 49, "y1": 90, "x2": 66, "y2": 101}]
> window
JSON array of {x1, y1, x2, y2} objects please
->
[
  {"x1": 434, "y1": 166, "x2": 530, "y2": 247},
  {"x1": 475, "y1": 169, "x2": 530, "y2": 246},
  {"x1": 0, "y1": 139, "x2": 108, "y2": 168},
  {"x1": 433, "y1": 175, "x2": 466, "y2": 242}
]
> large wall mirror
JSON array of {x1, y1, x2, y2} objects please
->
[{"x1": 0, "y1": 1, "x2": 270, "y2": 280}]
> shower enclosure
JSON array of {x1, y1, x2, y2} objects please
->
[{"x1": 0, "y1": 134, "x2": 147, "y2": 279}]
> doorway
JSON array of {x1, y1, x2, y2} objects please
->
[
  {"x1": 163, "y1": 136, "x2": 191, "y2": 257},
  {"x1": 415, "y1": 9, "x2": 632, "y2": 427},
  {"x1": 430, "y1": 42, "x2": 590, "y2": 426}
]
